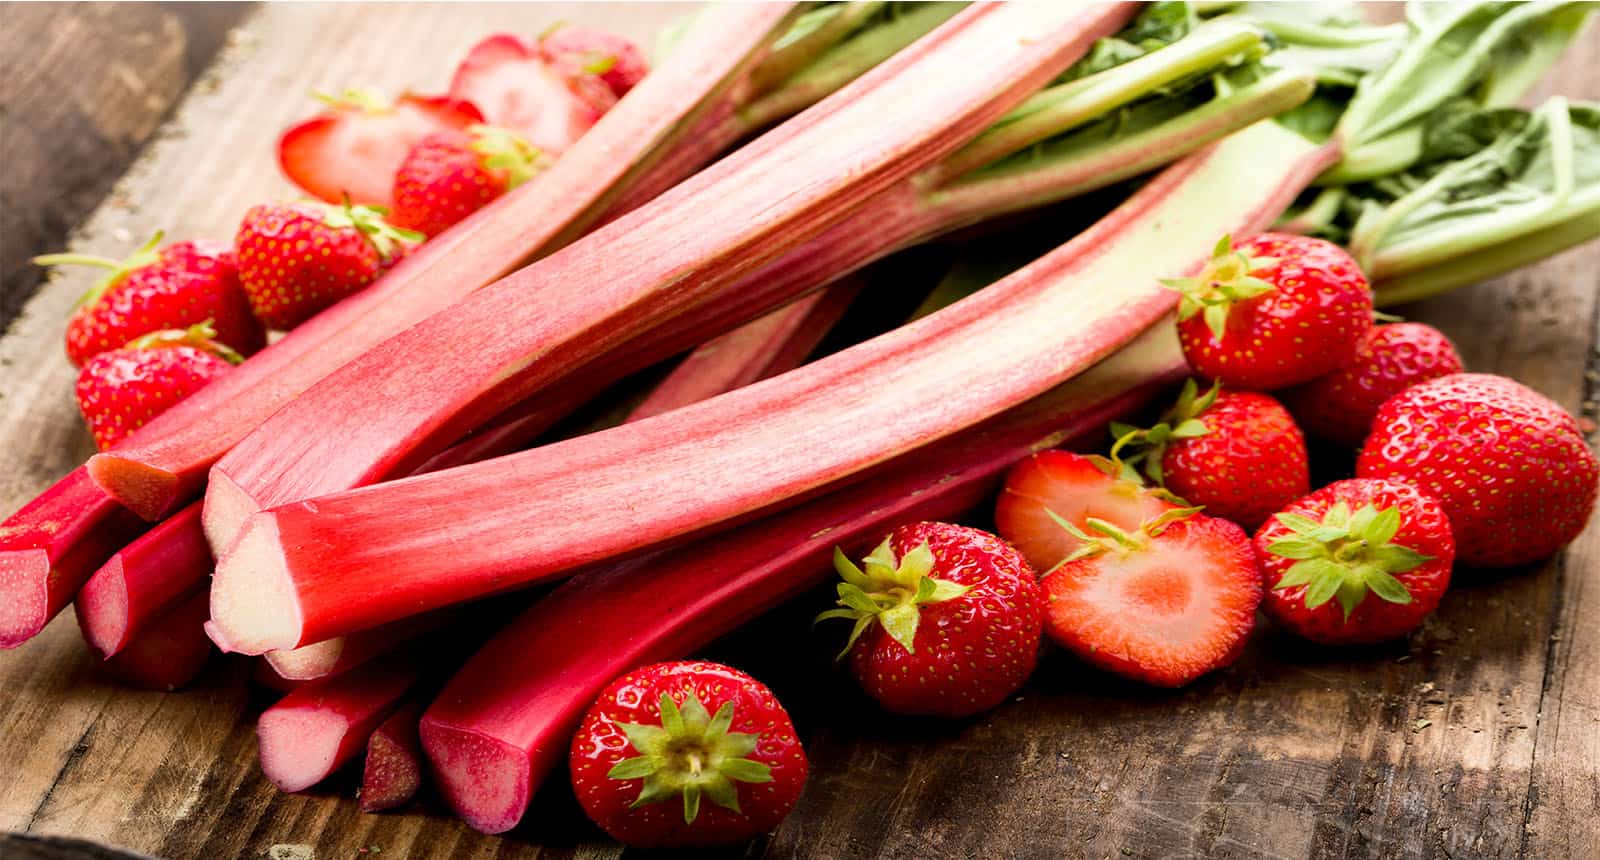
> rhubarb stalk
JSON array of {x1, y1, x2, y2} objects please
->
[
  {"x1": 87, "y1": 586, "x2": 214, "y2": 691},
  {"x1": 256, "y1": 652, "x2": 423, "y2": 793},
  {"x1": 211, "y1": 121, "x2": 1338, "y2": 654},
  {"x1": 360, "y1": 700, "x2": 426, "y2": 813},
  {"x1": 75, "y1": 502, "x2": 210, "y2": 658}
]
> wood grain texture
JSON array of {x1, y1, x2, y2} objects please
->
[{"x1": 1, "y1": 4, "x2": 1597, "y2": 859}]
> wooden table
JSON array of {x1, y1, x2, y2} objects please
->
[{"x1": 2, "y1": 4, "x2": 1596, "y2": 858}]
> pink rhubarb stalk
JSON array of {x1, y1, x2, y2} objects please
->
[
  {"x1": 1, "y1": 467, "x2": 147, "y2": 648},
  {"x1": 421, "y1": 324, "x2": 1186, "y2": 833},
  {"x1": 211, "y1": 122, "x2": 1337, "y2": 655},
  {"x1": 202, "y1": 4, "x2": 1136, "y2": 556},
  {"x1": 88, "y1": 586, "x2": 213, "y2": 691},
  {"x1": 82, "y1": 4, "x2": 805, "y2": 522},
  {"x1": 360, "y1": 700, "x2": 426, "y2": 813},
  {"x1": 256, "y1": 653, "x2": 423, "y2": 792},
  {"x1": 263, "y1": 611, "x2": 454, "y2": 682},
  {"x1": 75, "y1": 502, "x2": 209, "y2": 658}
]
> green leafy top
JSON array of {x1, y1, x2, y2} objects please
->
[
  {"x1": 125, "y1": 320, "x2": 244, "y2": 365},
  {"x1": 816, "y1": 537, "x2": 969, "y2": 657},
  {"x1": 324, "y1": 197, "x2": 424, "y2": 260},
  {"x1": 1108, "y1": 378, "x2": 1222, "y2": 487},
  {"x1": 1158, "y1": 234, "x2": 1279, "y2": 339},
  {"x1": 1046, "y1": 506, "x2": 1203, "y2": 567},
  {"x1": 33, "y1": 231, "x2": 166, "y2": 310},
  {"x1": 466, "y1": 124, "x2": 549, "y2": 189},
  {"x1": 607, "y1": 691, "x2": 773, "y2": 825},
  {"x1": 1266, "y1": 501, "x2": 1434, "y2": 619}
]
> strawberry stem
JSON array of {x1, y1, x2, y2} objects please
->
[{"x1": 34, "y1": 231, "x2": 165, "y2": 309}]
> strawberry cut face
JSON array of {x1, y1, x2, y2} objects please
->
[
  {"x1": 449, "y1": 34, "x2": 615, "y2": 155},
  {"x1": 995, "y1": 450, "x2": 1175, "y2": 574},
  {"x1": 278, "y1": 93, "x2": 483, "y2": 207}
]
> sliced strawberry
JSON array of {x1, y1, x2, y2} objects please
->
[
  {"x1": 278, "y1": 90, "x2": 483, "y2": 208},
  {"x1": 995, "y1": 450, "x2": 1175, "y2": 574},
  {"x1": 540, "y1": 25, "x2": 650, "y2": 97},
  {"x1": 448, "y1": 34, "x2": 615, "y2": 155},
  {"x1": 1042, "y1": 513, "x2": 1261, "y2": 687}
]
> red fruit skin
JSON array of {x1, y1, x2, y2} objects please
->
[
  {"x1": 1162, "y1": 390, "x2": 1309, "y2": 530},
  {"x1": 277, "y1": 94, "x2": 482, "y2": 207},
  {"x1": 1179, "y1": 233, "x2": 1373, "y2": 390},
  {"x1": 235, "y1": 203, "x2": 391, "y2": 330},
  {"x1": 390, "y1": 132, "x2": 508, "y2": 238},
  {"x1": 1285, "y1": 323, "x2": 1464, "y2": 448},
  {"x1": 449, "y1": 34, "x2": 615, "y2": 156},
  {"x1": 1257, "y1": 478, "x2": 1454, "y2": 645},
  {"x1": 541, "y1": 26, "x2": 650, "y2": 97},
  {"x1": 569, "y1": 661, "x2": 807, "y2": 848},
  {"x1": 65, "y1": 240, "x2": 264, "y2": 367},
  {"x1": 849, "y1": 523, "x2": 1045, "y2": 718},
  {"x1": 76, "y1": 346, "x2": 233, "y2": 450},
  {"x1": 995, "y1": 450, "x2": 1175, "y2": 573},
  {"x1": 1357, "y1": 373, "x2": 1599, "y2": 568},
  {"x1": 1042, "y1": 514, "x2": 1261, "y2": 687}
]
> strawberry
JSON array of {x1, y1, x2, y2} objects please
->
[
  {"x1": 819, "y1": 522, "x2": 1044, "y2": 718},
  {"x1": 235, "y1": 199, "x2": 421, "y2": 329},
  {"x1": 277, "y1": 89, "x2": 482, "y2": 208},
  {"x1": 1166, "y1": 233, "x2": 1373, "y2": 389},
  {"x1": 994, "y1": 450, "x2": 1177, "y2": 574},
  {"x1": 1285, "y1": 322, "x2": 1464, "y2": 448},
  {"x1": 569, "y1": 660, "x2": 807, "y2": 848},
  {"x1": 1256, "y1": 478, "x2": 1454, "y2": 645},
  {"x1": 1042, "y1": 510, "x2": 1261, "y2": 687},
  {"x1": 1357, "y1": 373, "x2": 1599, "y2": 567},
  {"x1": 75, "y1": 322, "x2": 242, "y2": 450},
  {"x1": 36, "y1": 233, "x2": 264, "y2": 367},
  {"x1": 1110, "y1": 379, "x2": 1309, "y2": 529},
  {"x1": 449, "y1": 33, "x2": 616, "y2": 156},
  {"x1": 389, "y1": 125, "x2": 549, "y2": 238},
  {"x1": 540, "y1": 25, "x2": 650, "y2": 97}
]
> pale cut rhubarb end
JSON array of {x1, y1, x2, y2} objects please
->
[
  {"x1": 209, "y1": 514, "x2": 302, "y2": 655},
  {"x1": 76, "y1": 557, "x2": 130, "y2": 658},
  {"x1": 201, "y1": 468, "x2": 257, "y2": 557},
  {"x1": 0, "y1": 548, "x2": 50, "y2": 649},
  {"x1": 86, "y1": 453, "x2": 179, "y2": 522},
  {"x1": 258, "y1": 706, "x2": 351, "y2": 793},
  {"x1": 360, "y1": 731, "x2": 422, "y2": 813},
  {"x1": 265, "y1": 637, "x2": 347, "y2": 681},
  {"x1": 419, "y1": 720, "x2": 531, "y2": 834}
]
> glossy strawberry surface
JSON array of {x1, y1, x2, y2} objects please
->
[
  {"x1": 235, "y1": 202, "x2": 406, "y2": 329},
  {"x1": 76, "y1": 345, "x2": 233, "y2": 449},
  {"x1": 1285, "y1": 322, "x2": 1464, "y2": 448}
]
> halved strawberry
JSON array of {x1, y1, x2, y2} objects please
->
[
  {"x1": 995, "y1": 450, "x2": 1176, "y2": 574},
  {"x1": 277, "y1": 90, "x2": 483, "y2": 208},
  {"x1": 1042, "y1": 512, "x2": 1262, "y2": 687},
  {"x1": 448, "y1": 34, "x2": 616, "y2": 156},
  {"x1": 540, "y1": 25, "x2": 650, "y2": 97}
]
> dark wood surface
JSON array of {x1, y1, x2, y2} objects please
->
[{"x1": 1, "y1": 4, "x2": 1597, "y2": 859}]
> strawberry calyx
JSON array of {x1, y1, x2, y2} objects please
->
[
  {"x1": 323, "y1": 196, "x2": 424, "y2": 261},
  {"x1": 1108, "y1": 378, "x2": 1219, "y2": 486},
  {"x1": 1160, "y1": 234, "x2": 1279, "y2": 339},
  {"x1": 606, "y1": 691, "x2": 774, "y2": 825},
  {"x1": 313, "y1": 87, "x2": 393, "y2": 114},
  {"x1": 1046, "y1": 506, "x2": 1203, "y2": 569},
  {"x1": 34, "y1": 231, "x2": 166, "y2": 310},
  {"x1": 466, "y1": 124, "x2": 549, "y2": 189},
  {"x1": 125, "y1": 319, "x2": 244, "y2": 365},
  {"x1": 1265, "y1": 501, "x2": 1434, "y2": 620},
  {"x1": 817, "y1": 538, "x2": 970, "y2": 657}
]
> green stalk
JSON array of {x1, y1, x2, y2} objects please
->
[
  {"x1": 748, "y1": 1, "x2": 887, "y2": 95},
  {"x1": 1276, "y1": 186, "x2": 1345, "y2": 235}
]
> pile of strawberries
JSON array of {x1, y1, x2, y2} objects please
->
[{"x1": 36, "y1": 27, "x2": 646, "y2": 450}]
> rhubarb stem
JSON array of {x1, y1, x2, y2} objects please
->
[{"x1": 747, "y1": 1, "x2": 887, "y2": 96}]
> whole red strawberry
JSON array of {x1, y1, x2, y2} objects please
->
[
  {"x1": 995, "y1": 450, "x2": 1177, "y2": 574},
  {"x1": 75, "y1": 322, "x2": 242, "y2": 450},
  {"x1": 390, "y1": 125, "x2": 549, "y2": 238},
  {"x1": 1357, "y1": 373, "x2": 1598, "y2": 567},
  {"x1": 569, "y1": 661, "x2": 807, "y2": 848},
  {"x1": 235, "y1": 199, "x2": 420, "y2": 329},
  {"x1": 1285, "y1": 322, "x2": 1464, "y2": 448},
  {"x1": 819, "y1": 522, "x2": 1043, "y2": 718},
  {"x1": 1110, "y1": 379, "x2": 1309, "y2": 529},
  {"x1": 540, "y1": 25, "x2": 650, "y2": 97},
  {"x1": 1256, "y1": 478, "x2": 1453, "y2": 645},
  {"x1": 1166, "y1": 233, "x2": 1373, "y2": 389},
  {"x1": 1042, "y1": 510, "x2": 1261, "y2": 687},
  {"x1": 36, "y1": 233, "x2": 264, "y2": 367}
]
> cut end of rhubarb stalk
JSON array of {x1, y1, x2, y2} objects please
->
[
  {"x1": 87, "y1": 453, "x2": 179, "y2": 523},
  {"x1": 200, "y1": 468, "x2": 258, "y2": 557},
  {"x1": 419, "y1": 720, "x2": 531, "y2": 834},
  {"x1": 360, "y1": 730, "x2": 423, "y2": 813},
  {"x1": 0, "y1": 548, "x2": 51, "y2": 649},
  {"x1": 75, "y1": 557, "x2": 130, "y2": 658},
  {"x1": 258, "y1": 705, "x2": 351, "y2": 793},
  {"x1": 209, "y1": 514, "x2": 302, "y2": 655},
  {"x1": 265, "y1": 637, "x2": 347, "y2": 681}
]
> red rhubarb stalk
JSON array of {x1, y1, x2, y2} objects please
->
[
  {"x1": 87, "y1": 586, "x2": 214, "y2": 691},
  {"x1": 75, "y1": 502, "x2": 209, "y2": 658},
  {"x1": 1, "y1": 467, "x2": 147, "y2": 649},
  {"x1": 211, "y1": 121, "x2": 1335, "y2": 654},
  {"x1": 256, "y1": 653, "x2": 423, "y2": 792},
  {"x1": 421, "y1": 324, "x2": 1186, "y2": 833},
  {"x1": 202, "y1": 4, "x2": 1136, "y2": 556},
  {"x1": 82, "y1": 5, "x2": 805, "y2": 522},
  {"x1": 360, "y1": 700, "x2": 426, "y2": 813},
  {"x1": 263, "y1": 610, "x2": 454, "y2": 682}
]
